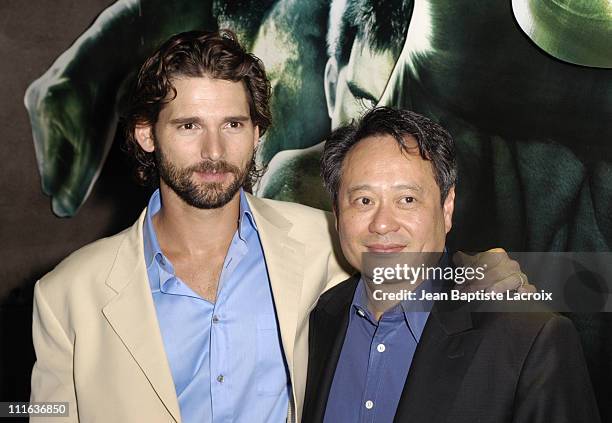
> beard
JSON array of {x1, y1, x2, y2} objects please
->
[{"x1": 154, "y1": 144, "x2": 253, "y2": 210}]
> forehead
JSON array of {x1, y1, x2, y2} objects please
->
[
  {"x1": 162, "y1": 76, "x2": 250, "y2": 116},
  {"x1": 341, "y1": 134, "x2": 437, "y2": 188}
]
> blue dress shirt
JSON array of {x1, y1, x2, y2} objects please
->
[
  {"x1": 143, "y1": 189, "x2": 290, "y2": 423},
  {"x1": 323, "y1": 278, "x2": 437, "y2": 423}
]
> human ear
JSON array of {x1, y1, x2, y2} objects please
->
[
  {"x1": 443, "y1": 186, "x2": 455, "y2": 234},
  {"x1": 134, "y1": 124, "x2": 155, "y2": 153}
]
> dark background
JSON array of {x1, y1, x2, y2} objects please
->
[{"x1": 0, "y1": 0, "x2": 150, "y2": 404}]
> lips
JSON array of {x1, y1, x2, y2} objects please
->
[
  {"x1": 194, "y1": 170, "x2": 230, "y2": 182},
  {"x1": 365, "y1": 244, "x2": 407, "y2": 253}
]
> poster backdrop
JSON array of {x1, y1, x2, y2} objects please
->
[{"x1": 2, "y1": 0, "x2": 611, "y2": 419}]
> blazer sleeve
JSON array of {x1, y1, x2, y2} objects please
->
[
  {"x1": 512, "y1": 315, "x2": 600, "y2": 423},
  {"x1": 30, "y1": 282, "x2": 79, "y2": 423}
]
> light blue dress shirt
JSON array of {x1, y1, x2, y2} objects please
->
[
  {"x1": 143, "y1": 189, "x2": 290, "y2": 423},
  {"x1": 324, "y1": 269, "x2": 445, "y2": 423}
]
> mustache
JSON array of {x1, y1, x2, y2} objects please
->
[{"x1": 187, "y1": 160, "x2": 241, "y2": 175}]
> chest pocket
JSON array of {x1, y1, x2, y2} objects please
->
[{"x1": 256, "y1": 312, "x2": 290, "y2": 395}]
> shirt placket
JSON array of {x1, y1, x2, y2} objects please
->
[
  {"x1": 210, "y1": 232, "x2": 248, "y2": 423},
  {"x1": 364, "y1": 308, "x2": 410, "y2": 423},
  {"x1": 357, "y1": 315, "x2": 386, "y2": 423}
]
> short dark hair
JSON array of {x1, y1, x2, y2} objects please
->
[
  {"x1": 321, "y1": 107, "x2": 457, "y2": 210},
  {"x1": 123, "y1": 29, "x2": 271, "y2": 185},
  {"x1": 328, "y1": 0, "x2": 412, "y2": 65}
]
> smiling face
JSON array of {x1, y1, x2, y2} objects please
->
[
  {"x1": 135, "y1": 76, "x2": 259, "y2": 209},
  {"x1": 335, "y1": 134, "x2": 455, "y2": 272}
]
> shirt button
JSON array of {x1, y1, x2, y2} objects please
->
[
  {"x1": 357, "y1": 309, "x2": 366, "y2": 317},
  {"x1": 212, "y1": 315, "x2": 220, "y2": 323},
  {"x1": 365, "y1": 400, "x2": 374, "y2": 409},
  {"x1": 217, "y1": 375, "x2": 224, "y2": 383},
  {"x1": 377, "y1": 343, "x2": 386, "y2": 353}
]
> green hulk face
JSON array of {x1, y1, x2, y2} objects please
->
[
  {"x1": 255, "y1": 32, "x2": 399, "y2": 209},
  {"x1": 324, "y1": 34, "x2": 397, "y2": 127}
]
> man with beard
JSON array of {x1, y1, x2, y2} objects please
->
[{"x1": 29, "y1": 30, "x2": 531, "y2": 423}]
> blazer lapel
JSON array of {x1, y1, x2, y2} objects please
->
[
  {"x1": 245, "y1": 195, "x2": 306, "y2": 397},
  {"x1": 303, "y1": 276, "x2": 359, "y2": 423},
  {"x1": 393, "y1": 306, "x2": 483, "y2": 423},
  {"x1": 102, "y1": 211, "x2": 181, "y2": 423}
]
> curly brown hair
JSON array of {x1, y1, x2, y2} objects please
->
[{"x1": 123, "y1": 29, "x2": 271, "y2": 186}]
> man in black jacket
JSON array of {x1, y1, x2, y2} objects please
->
[{"x1": 303, "y1": 107, "x2": 600, "y2": 422}]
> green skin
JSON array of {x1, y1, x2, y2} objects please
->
[
  {"x1": 24, "y1": 0, "x2": 612, "y2": 252},
  {"x1": 25, "y1": 0, "x2": 331, "y2": 217},
  {"x1": 259, "y1": 0, "x2": 612, "y2": 252}
]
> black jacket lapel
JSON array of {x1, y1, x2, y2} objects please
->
[
  {"x1": 394, "y1": 304, "x2": 483, "y2": 422},
  {"x1": 302, "y1": 276, "x2": 359, "y2": 423}
]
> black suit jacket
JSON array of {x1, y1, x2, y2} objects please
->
[{"x1": 303, "y1": 275, "x2": 600, "y2": 423}]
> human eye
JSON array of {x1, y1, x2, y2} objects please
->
[
  {"x1": 224, "y1": 121, "x2": 244, "y2": 131},
  {"x1": 178, "y1": 122, "x2": 199, "y2": 131},
  {"x1": 353, "y1": 196, "x2": 374, "y2": 207},
  {"x1": 398, "y1": 196, "x2": 416, "y2": 206}
]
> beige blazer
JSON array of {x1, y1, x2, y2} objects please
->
[{"x1": 30, "y1": 194, "x2": 351, "y2": 423}]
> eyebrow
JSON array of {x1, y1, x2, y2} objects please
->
[
  {"x1": 347, "y1": 80, "x2": 378, "y2": 103},
  {"x1": 347, "y1": 184, "x2": 423, "y2": 194},
  {"x1": 168, "y1": 115, "x2": 251, "y2": 125}
]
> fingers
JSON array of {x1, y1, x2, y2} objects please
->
[
  {"x1": 517, "y1": 280, "x2": 537, "y2": 293},
  {"x1": 455, "y1": 249, "x2": 524, "y2": 291},
  {"x1": 485, "y1": 271, "x2": 529, "y2": 293},
  {"x1": 453, "y1": 249, "x2": 505, "y2": 268},
  {"x1": 481, "y1": 259, "x2": 521, "y2": 285},
  {"x1": 25, "y1": 75, "x2": 115, "y2": 217},
  {"x1": 458, "y1": 271, "x2": 533, "y2": 294}
]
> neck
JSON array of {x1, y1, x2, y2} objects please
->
[
  {"x1": 153, "y1": 183, "x2": 241, "y2": 258},
  {"x1": 363, "y1": 250, "x2": 446, "y2": 319}
]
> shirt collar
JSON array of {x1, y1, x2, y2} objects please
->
[
  {"x1": 143, "y1": 188, "x2": 258, "y2": 291},
  {"x1": 351, "y1": 249, "x2": 450, "y2": 341},
  {"x1": 238, "y1": 189, "x2": 258, "y2": 240},
  {"x1": 143, "y1": 189, "x2": 163, "y2": 271}
]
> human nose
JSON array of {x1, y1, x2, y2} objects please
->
[
  {"x1": 199, "y1": 129, "x2": 224, "y2": 161},
  {"x1": 368, "y1": 202, "x2": 400, "y2": 235}
]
